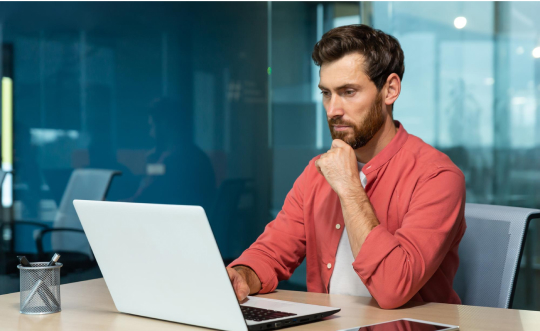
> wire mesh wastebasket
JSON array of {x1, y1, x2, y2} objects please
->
[{"x1": 18, "y1": 262, "x2": 62, "y2": 314}]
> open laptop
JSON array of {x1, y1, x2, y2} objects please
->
[{"x1": 73, "y1": 200, "x2": 340, "y2": 331}]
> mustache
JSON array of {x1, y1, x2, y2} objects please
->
[{"x1": 328, "y1": 118, "x2": 355, "y2": 127}]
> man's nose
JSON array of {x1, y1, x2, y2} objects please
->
[{"x1": 326, "y1": 95, "x2": 344, "y2": 118}]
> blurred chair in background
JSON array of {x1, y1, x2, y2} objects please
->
[
  {"x1": 36, "y1": 169, "x2": 121, "y2": 275},
  {"x1": 1, "y1": 169, "x2": 120, "y2": 275},
  {"x1": 454, "y1": 203, "x2": 540, "y2": 308}
]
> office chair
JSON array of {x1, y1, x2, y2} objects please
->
[
  {"x1": 454, "y1": 203, "x2": 540, "y2": 308},
  {"x1": 34, "y1": 169, "x2": 121, "y2": 274},
  {"x1": 0, "y1": 169, "x2": 120, "y2": 275}
]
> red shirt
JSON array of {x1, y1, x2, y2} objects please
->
[{"x1": 230, "y1": 122, "x2": 466, "y2": 309}]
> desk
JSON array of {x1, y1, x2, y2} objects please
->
[{"x1": 0, "y1": 278, "x2": 539, "y2": 330}]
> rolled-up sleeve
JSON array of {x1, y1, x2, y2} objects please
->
[
  {"x1": 353, "y1": 167, "x2": 466, "y2": 309},
  {"x1": 228, "y1": 164, "x2": 309, "y2": 293}
]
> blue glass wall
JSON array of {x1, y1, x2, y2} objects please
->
[{"x1": 0, "y1": 2, "x2": 271, "y2": 294}]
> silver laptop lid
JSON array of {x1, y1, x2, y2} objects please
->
[{"x1": 73, "y1": 200, "x2": 248, "y2": 331}]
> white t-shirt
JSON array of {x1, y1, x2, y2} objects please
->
[{"x1": 328, "y1": 162, "x2": 372, "y2": 297}]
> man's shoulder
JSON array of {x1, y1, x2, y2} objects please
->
[{"x1": 401, "y1": 134, "x2": 464, "y2": 180}]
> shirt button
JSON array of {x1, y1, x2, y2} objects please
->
[
  {"x1": 327, "y1": 263, "x2": 332, "y2": 269},
  {"x1": 335, "y1": 224, "x2": 341, "y2": 230}
]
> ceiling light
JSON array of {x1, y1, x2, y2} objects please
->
[
  {"x1": 533, "y1": 47, "x2": 540, "y2": 59},
  {"x1": 454, "y1": 17, "x2": 467, "y2": 29}
]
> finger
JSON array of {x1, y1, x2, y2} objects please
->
[
  {"x1": 228, "y1": 268, "x2": 251, "y2": 301},
  {"x1": 238, "y1": 282, "x2": 250, "y2": 301},
  {"x1": 331, "y1": 139, "x2": 346, "y2": 148},
  {"x1": 227, "y1": 268, "x2": 244, "y2": 300},
  {"x1": 233, "y1": 276, "x2": 250, "y2": 301}
]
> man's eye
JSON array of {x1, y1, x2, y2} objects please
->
[
  {"x1": 346, "y1": 90, "x2": 355, "y2": 95},
  {"x1": 321, "y1": 91, "x2": 330, "y2": 97}
]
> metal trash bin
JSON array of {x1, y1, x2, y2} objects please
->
[{"x1": 18, "y1": 262, "x2": 62, "y2": 314}]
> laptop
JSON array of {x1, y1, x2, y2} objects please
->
[{"x1": 73, "y1": 200, "x2": 340, "y2": 331}]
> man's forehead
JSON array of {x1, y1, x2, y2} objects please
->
[{"x1": 319, "y1": 52, "x2": 369, "y2": 87}]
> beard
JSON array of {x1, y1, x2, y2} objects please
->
[{"x1": 327, "y1": 92, "x2": 386, "y2": 149}]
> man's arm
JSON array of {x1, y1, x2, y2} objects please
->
[
  {"x1": 315, "y1": 139, "x2": 378, "y2": 256},
  {"x1": 352, "y1": 168, "x2": 465, "y2": 308},
  {"x1": 316, "y1": 139, "x2": 466, "y2": 309},
  {"x1": 339, "y1": 190, "x2": 379, "y2": 257}
]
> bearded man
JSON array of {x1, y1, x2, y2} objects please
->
[{"x1": 227, "y1": 24, "x2": 466, "y2": 309}]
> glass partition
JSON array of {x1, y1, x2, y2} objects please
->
[{"x1": 0, "y1": 2, "x2": 270, "y2": 294}]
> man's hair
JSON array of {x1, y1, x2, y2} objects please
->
[{"x1": 312, "y1": 24, "x2": 405, "y2": 91}]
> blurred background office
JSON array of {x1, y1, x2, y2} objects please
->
[{"x1": 0, "y1": 1, "x2": 540, "y2": 311}]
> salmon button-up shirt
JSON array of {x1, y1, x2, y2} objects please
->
[{"x1": 229, "y1": 121, "x2": 466, "y2": 309}]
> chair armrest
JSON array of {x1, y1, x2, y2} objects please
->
[{"x1": 35, "y1": 228, "x2": 94, "y2": 260}]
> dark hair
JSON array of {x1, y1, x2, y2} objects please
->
[{"x1": 312, "y1": 24, "x2": 405, "y2": 91}]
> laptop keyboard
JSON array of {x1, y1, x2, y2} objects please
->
[{"x1": 241, "y1": 306, "x2": 297, "y2": 322}]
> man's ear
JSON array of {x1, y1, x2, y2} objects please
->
[{"x1": 384, "y1": 73, "x2": 401, "y2": 107}]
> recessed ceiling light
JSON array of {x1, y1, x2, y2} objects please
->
[
  {"x1": 533, "y1": 47, "x2": 540, "y2": 59},
  {"x1": 454, "y1": 17, "x2": 467, "y2": 29}
]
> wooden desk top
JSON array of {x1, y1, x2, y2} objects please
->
[{"x1": 1, "y1": 278, "x2": 539, "y2": 331}]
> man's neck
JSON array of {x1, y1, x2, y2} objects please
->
[{"x1": 354, "y1": 116, "x2": 398, "y2": 164}]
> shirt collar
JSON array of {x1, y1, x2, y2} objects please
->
[{"x1": 362, "y1": 120, "x2": 409, "y2": 176}]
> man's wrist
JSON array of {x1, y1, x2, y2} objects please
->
[
  {"x1": 233, "y1": 265, "x2": 262, "y2": 294},
  {"x1": 338, "y1": 181, "x2": 367, "y2": 202},
  {"x1": 232, "y1": 265, "x2": 250, "y2": 279}
]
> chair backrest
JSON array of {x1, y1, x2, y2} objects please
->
[
  {"x1": 454, "y1": 203, "x2": 540, "y2": 308},
  {"x1": 51, "y1": 169, "x2": 121, "y2": 257}
]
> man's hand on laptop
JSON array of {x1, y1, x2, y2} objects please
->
[{"x1": 226, "y1": 266, "x2": 262, "y2": 301}]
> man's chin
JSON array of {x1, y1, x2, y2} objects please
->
[
  {"x1": 335, "y1": 135, "x2": 369, "y2": 149},
  {"x1": 332, "y1": 134, "x2": 354, "y2": 145},
  {"x1": 332, "y1": 131, "x2": 351, "y2": 140}
]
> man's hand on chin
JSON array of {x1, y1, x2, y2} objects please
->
[
  {"x1": 315, "y1": 139, "x2": 363, "y2": 199},
  {"x1": 316, "y1": 139, "x2": 379, "y2": 256}
]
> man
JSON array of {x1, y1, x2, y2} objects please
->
[{"x1": 227, "y1": 24, "x2": 466, "y2": 309}]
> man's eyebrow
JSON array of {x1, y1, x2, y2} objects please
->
[{"x1": 318, "y1": 83, "x2": 360, "y2": 90}]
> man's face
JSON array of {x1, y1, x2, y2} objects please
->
[{"x1": 319, "y1": 52, "x2": 386, "y2": 149}]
